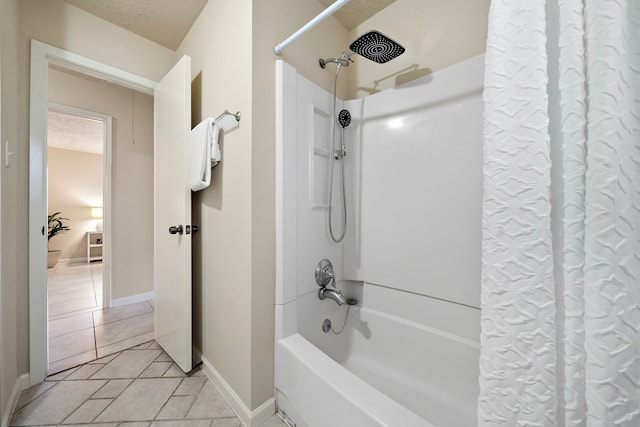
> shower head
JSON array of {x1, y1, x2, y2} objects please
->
[
  {"x1": 338, "y1": 109, "x2": 351, "y2": 128},
  {"x1": 349, "y1": 30, "x2": 405, "y2": 64}
]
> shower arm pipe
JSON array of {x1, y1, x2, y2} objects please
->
[{"x1": 273, "y1": 0, "x2": 351, "y2": 55}]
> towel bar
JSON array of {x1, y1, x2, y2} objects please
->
[{"x1": 215, "y1": 110, "x2": 241, "y2": 123}]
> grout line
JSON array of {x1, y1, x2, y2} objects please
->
[
  {"x1": 180, "y1": 376, "x2": 207, "y2": 417},
  {"x1": 152, "y1": 375, "x2": 184, "y2": 421},
  {"x1": 93, "y1": 306, "x2": 154, "y2": 327},
  {"x1": 92, "y1": 300, "x2": 99, "y2": 360},
  {"x1": 57, "y1": 381, "x2": 108, "y2": 426},
  {"x1": 95, "y1": 331, "x2": 156, "y2": 358}
]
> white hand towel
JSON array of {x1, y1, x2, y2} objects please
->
[{"x1": 190, "y1": 118, "x2": 221, "y2": 192}]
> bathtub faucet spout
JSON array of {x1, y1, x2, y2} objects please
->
[{"x1": 318, "y1": 287, "x2": 346, "y2": 306}]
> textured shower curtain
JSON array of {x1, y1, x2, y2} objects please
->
[{"x1": 479, "y1": 0, "x2": 640, "y2": 426}]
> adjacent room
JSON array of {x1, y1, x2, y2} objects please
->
[{"x1": 46, "y1": 100, "x2": 155, "y2": 374}]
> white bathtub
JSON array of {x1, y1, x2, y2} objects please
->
[{"x1": 275, "y1": 306, "x2": 480, "y2": 427}]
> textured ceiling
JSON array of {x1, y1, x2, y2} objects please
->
[
  {"x1": 63, "y1": 0, "x2": 209, "y2": 50},
  {"x1": 63, "y1": 0, "x2": 394, "y2": 50},
  {"x1": 48, "y1": 111, "x2": 104, "y2": 155},
  {"x1": 318, "y1": 0, "x2": 396, "y2": 30}
]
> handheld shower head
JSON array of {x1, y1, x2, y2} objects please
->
[
  {"x1": 349, "y1": 30, "x2": 405, "y2": 64},
  {"x1": 338, "y1": 109, "x2": 351, "y2": 128}
]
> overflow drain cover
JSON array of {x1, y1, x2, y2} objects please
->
[{"x1": 322, "y1": 319, "x2": 331, "y2": 333}]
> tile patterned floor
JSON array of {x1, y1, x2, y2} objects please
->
[
  {"x1": 48, "y1": 263, "x2": 155, "y2": 374},
  {"x1": 11, "y1": 341, "x2": 288, "y2": 427}
]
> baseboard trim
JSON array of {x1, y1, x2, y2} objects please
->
[
  {"x1": 193, "y1": 347, "x2": 275, "y2": 427},
  {"x1": 2, "y1": 373, "x2": 29, "y2": 427},
  {"x1": 110, "y1": 291, "x2": 154, "y2": 307}
]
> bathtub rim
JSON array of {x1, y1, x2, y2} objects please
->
[{"x1": 276, "y1": 332, "x2": 434, "y2": 427}]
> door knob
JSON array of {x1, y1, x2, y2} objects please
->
[{"x1": 169, "y1": 225, "x2": 183, "y2": 235}]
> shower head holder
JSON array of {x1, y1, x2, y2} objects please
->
[{"x1": 338, "y1": 109, "x2": 351, "y2": 128}]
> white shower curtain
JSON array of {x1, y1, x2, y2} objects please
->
[{"x1": 480, "y1": 0, "x2": 640, "y2": 425}]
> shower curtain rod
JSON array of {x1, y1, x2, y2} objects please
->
[{"x1": 273, "y1": 0, "x2": 352, "y2": 55}]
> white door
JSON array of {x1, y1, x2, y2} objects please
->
[{"x1": 154, "y1": 55, "x2": 193, "y2": 372}]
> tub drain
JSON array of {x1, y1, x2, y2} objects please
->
[{"x1": 322, "y1": 319, "x2": 331, "y2": 333}]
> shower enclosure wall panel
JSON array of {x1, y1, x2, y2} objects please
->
[
  {"x1": 358, "y1": 54, "x2": 485, "y2": 309},
  {"x1": 274, "y1": 61, "x2": 349, "y2": 338},
  {"x1": 275, "y1": 55, "x2": 484, "y2": 427}
]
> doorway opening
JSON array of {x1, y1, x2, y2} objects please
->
[{"x1": 30, "y1": 41, "x2": 158, "y2": 382}]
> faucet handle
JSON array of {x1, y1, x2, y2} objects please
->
[{"x1": 315, "y1": 259, "x2": 335, "y2": 287}]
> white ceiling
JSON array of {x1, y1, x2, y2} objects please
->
[
  {"x1": 48, "y1": 111, "x2": 104, "y2": 155},
  {"x1": 62, "y1": 0, "x2": 395, "y2": 50}
]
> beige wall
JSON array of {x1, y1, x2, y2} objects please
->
[
  {"x1": 19, "y1": 0, "x2": 178, "y2": 83},
  {"x1": 48, "y1": 68, "x2": 155, "y2": 299},
  {"x1": 348, "y1": 0, "x2": 490, "y2": 98},
  {"x1": 178, "y1": 0, "x2": 348, "y2": 411},
  {"x1": 47, "y1": 147, "x2": 103, "y2": 261},
  {"x1": 13, "y1": 0, "x2": 178, "y2": 377},
  {"x1": 178, "y1": 0, "x2": 254, "y2": 409},
  {"x1": 1, "y1": 0, "x2": 20, "y2": 419}
]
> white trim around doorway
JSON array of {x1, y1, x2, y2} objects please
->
[
  {"x1": 48, "y1": 102, "x2": 113, "y2": 307},
  {"x1": 29, "y1": 39, "x2": 156, "y2": 385}
]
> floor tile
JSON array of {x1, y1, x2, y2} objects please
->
[
  {"x1": 49, "y1": 328, "x2": 95, "y2": 362},
  {"x1": 49, "y1": 305, "x2": 102, "y2": 322},
  {"x1": 89, "y1": 352, "x2": 119, "y2": 364},
  {"x1": 48, "y1": 289, "x2": 96, "y2": 306},
  {"x1": 259, "y1": 415, "x2": 289, "y2": 427},
  {"x1": 91, "y1": 349, "x2": 161, "y2": 379},
  {"x1": 47, "y1": 283, "x2": 94, "y2": 296},
  {"x1": 14, "y1": 382, "x2": 57, "y2": 412},
  {"x1": 93, "y1": 301, "x2": 153, "y2": 326},
  {"x1": 151, "y1": 421, "x2": 212, "y2": 427},
  {"x1": 49, "y1": 312, "x2": 95, "y2": 338},
  {"x1": 10, "y1": 380, "x2": 106, "y2": 425},
  {"x1": 61, "y1": 398, "x2": 112, "y2": 424},
  {"x1": 65, "y1": 363, "x2": 105, "y2": 380},
  {"x1": 174, "y1": 376, "x2": 207, "y2": 396},
  {"x1": 155, "y1": 395, "x2": 196, "y2": 419},
  {"x1": 95, "y1": 312, "x2": 154, "y2": 348},
  {"x1": 45, "y1": 366, "x2": 80, "y2": 381},
  {"x1": 187, "y1": 382, "x2": 235, "y2": 419},
  {"x1": 155, "y1": 352, "x2": 173, "y2": 362},
  {"x1": 139, "y1": 361, "x2": 172, "y2": 378},
  {"x1": 132, "y1": 341, "x2": 154, "y2": 350},
  {"x1": 92, "y1": 379, "x2": 133, "y2": 399},
  {"x1": 47, "y1": 263, "x2": 154, "y2": 373},
  {"x1": 48, "y1": 350, "x2": 98, "y2": 375},
  {"x1": 61, "y1": 424, "x2": 118, "y2": 427},
  {"x1": 162, "y1": 363, "x2": 187, "y2": 378},
  {"x1": 49, "y1": 296, "x2": 99, "y2": 317},
  {"x1": 212, "y1": 419, "x2": 243, "y2": 427},
  {"x1": 94, "y1": 378, "x2": 181, "y2": 422},
  {"x1": 96, "y1": 331, "x2": 155, "y2": 358}
]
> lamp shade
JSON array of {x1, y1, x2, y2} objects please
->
[{"x1": 91, "y1": 207, "x2": 103, "y2": 220}]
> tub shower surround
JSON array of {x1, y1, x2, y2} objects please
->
[{"x1": 275, "y1": 54, "x2": 484, "y2": 426}]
